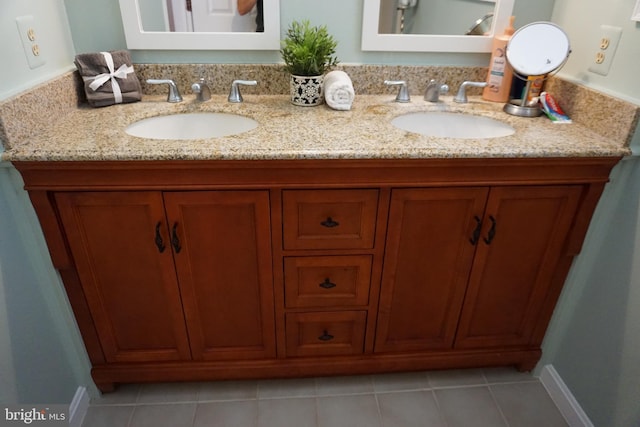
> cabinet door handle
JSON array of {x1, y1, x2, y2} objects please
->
[
  {"x1": 318, "y1": 330, "x2": 334, "y2": 341},
  {"x1": 483, "y1": 215, "x2": 497, "y2": 245},
  {"x1": 155, "y1": 222, "x2": 166, "y2": 253},
  {"x1": 171, "y1": 223, "x2": 182, "y2": 253},
  {"x1": 320, "y1": 217, "x2": 339, "y2": 228},
  {"x1": 319, "y1": 278, "x2": 337, "y2": 289},
  {"x1": 469, "y1": 216, "x2": 482, "y2": 245}
]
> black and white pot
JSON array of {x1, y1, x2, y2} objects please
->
[{"x1": 289, "y1": 74, "x2": 324, "y2": 106}]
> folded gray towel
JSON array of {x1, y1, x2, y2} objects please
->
[{"x1": 74, "y1": 50, "x2": 142, "y2": 107}]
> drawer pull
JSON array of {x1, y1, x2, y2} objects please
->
[
  {"x1": 320, "y1": 217, "x2": 340, "y2": 228},
  {"x1": 483, "y1": 215, "x2": 497, "y2": 245},
  {"x1": 171, "y1": 223, "x2": 182, "y2": 253},
  {"x1": 469, "y1": 215, "x2": 482, "y2": 246},
  {"x1": 319, "y1": 278, "x2": 337, "y2": 289},
  {"x1": 318, "y1": 330, "x2": 334, "y2": 341},
  {"x1": 155, "y1": 222, "x2": 166, "y2": 253}
]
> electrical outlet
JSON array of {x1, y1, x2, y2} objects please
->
[
  {"x1": 588, "y1": 25, "x2": 622, "y2": 76},
  {"x1": 16, "y1": 15, "x2": 45, "y2": 69}
]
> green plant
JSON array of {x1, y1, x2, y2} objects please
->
[{"x1": 281, "y1": 20, "x2": 339, "y2": 76}]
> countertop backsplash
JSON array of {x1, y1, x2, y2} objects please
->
[{"x1": 0, "y1": 64, "x2": 638, "y2": 153}]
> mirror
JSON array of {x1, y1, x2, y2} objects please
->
[
  {"x1": 362, "y1": 0, "x2": 514, "y2": 52},
  {"x1": 118, "y1": 0, "x2": 280, "y2": 50}
]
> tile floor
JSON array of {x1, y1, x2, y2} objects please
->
[{"x1": 81, "y1": 367, "x2": 568, "y2": 427}]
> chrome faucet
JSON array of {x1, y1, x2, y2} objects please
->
[
  {"x1": 424, "y1": 79, "x2": 449, "y2": 102},
  {"x1": 453, "y1": 81, "x2": 488, "y2": 103},
  {"x1": 384, "y1": 80, "x2": 410, "y2": 103},
  {"x1": 191, "y1": 78, "x2": 211, "y2": 102},
  {"x1": 228, "y1": 80, "x2": 257, "y2": 103},
  {"x1": 146, "y1": 79, "x2": 183, "y2": 103}
]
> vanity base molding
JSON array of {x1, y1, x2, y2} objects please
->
[
  {"x1": 14, "y1": 157, "x2": 619, "y2": 393},
  {"x1": 91, "y1": 348, "x2": 542, "y2": 393}
]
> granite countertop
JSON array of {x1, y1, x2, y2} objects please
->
[{"x1": 2, "y1": 94, "x2": 631, "y2": 162}]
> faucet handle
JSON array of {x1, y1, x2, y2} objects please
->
[
  {"x1": 146, "y1": 79, "x2": 183, "y2": 103},
  {"x1": 384, "y1": 80, "x2": 410, "y2": 103},
  {"x1": 228, "y1": 80, "x2": 257, "y2": 103},
  {"x1": 454, "y1": 81, "x2": 487, "y2": 104}
]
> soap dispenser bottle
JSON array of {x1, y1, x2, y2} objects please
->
[{"x1": 482, "y1": 16, "x2": 515, "y2": 103}]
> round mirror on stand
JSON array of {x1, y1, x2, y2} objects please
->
[{"x1": 503, "y1": 22, "x2": 571, "y2": 117}]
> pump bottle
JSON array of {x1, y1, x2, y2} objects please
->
[{"x1": 482, "y1": 16, "x2": 515, "y2": 102}]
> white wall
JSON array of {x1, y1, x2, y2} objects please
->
[
  {"x1": 541, "y1": 1, "x2": 640, "y2": 425},
  {"x1": 0, "y1": 0, "x2": 93, "y2": 405},
  {"x1": 0, "y1": 0, "x2": 75, "y2": 99},
  {"x1": 554, "y1": 0, "x2": 640, "y2": 102}
]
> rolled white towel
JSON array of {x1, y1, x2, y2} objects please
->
[{"x1": 324, "y1": 70, "x2": 355, "y2": 111}]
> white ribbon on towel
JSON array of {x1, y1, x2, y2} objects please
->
[{"x1": 88, "y1": 51, "x2": 134, "y2": 104}]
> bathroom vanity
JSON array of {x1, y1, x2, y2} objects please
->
[{"x1": 6, "y1": 92, "x2": 630, "y2": 392}]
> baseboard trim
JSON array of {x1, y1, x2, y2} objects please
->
[
  {"x1": 69, "y1": 386, "x2": 90, "y2": 427},
  {"x1": 539, "y1": 365, "x2": 594, "y2": 427}
]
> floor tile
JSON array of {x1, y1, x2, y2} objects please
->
[
  {"x1": 90, "y1": 384, "x2": 140, "y2": 405},
  {"x1": 315, "y1": 374, "x2": 374, "y2": 396},
  {"x1": 136, "y1": 382, "x2": 199, "y2": 403},
  {"x1": 428, "y1": 368, "x2": 487, "y2": 388},
  {"x1": 128, "y1": 403, "x2": 197, "y2": 427},
  {"x1": 377, "y1": 391, "x2": 446, "y2": 427},
  {"x1": 198, "y1": 380, "x2": 258, "y2": 401},
  {"x1": 257, "y1": 378, "x2": 317, "y2": 399},
  {"x1": 435, "y1": 386, "x2": 508, "y2": 427},
  {"x1": 317, "y1": 394, "x2": 382, "y2": 427},
  {"x1": 491, "y1": 381, "x2": 569, "y2": 427},
  {"x1": 483, "y1": 366, "x2": 538, "y2": 384},
  {"x1": 258, "y1": 397, "x2": 317, "y2": 427},
  {"x1": 193, "y1": 400, "x2": 258, "y2": 427},
  {"x1": 372, "y1": 372, "x2": 430, "y2": 392},
  {"x1": 81, "y1": 405, "x2": 133, "y2": 427}
]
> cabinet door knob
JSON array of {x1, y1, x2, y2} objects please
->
[
  {"x1": 319, "y1": 278, "x2": 337, "y2": 289},
  {"x1": 469, "y1": 215, "x2": 482, "y2": 245},
  {"x1": 155, "y1": 222, "x2": 166, "y2": 253},
  {"x1": 171, "y1": 223, "x2": 182, "y2": 253},
  {"x1": 483, "y1": 215, "x2": 497, "y2": 245},
  {"x1": 318, "y1": 330, "x2": 334, "y2": 341},
  {"x1": 320, "y1": 217, "x2": 340, "y2": 228}
]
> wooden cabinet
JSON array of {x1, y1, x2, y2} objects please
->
[
  {"x1": 454, "y1": 186, "x2": 582, "y2": 349},
  {"x1": 163, "y1": 191, "x2": 276, "y2": 361},
  {"x1": 375, "y1": 187, "x2": 489, "y2": 353},
  {"x1": 281, "y1": 189, "x2": 379, "y2": 358},
  {"x1": 15, "y1": 158, "x2": 618, "y2": 391},
  {"x1": 55, "y1": 191, "x2": 192, "y2": 363},
  {"x1": 375, "y1": 185, "x2": 582, "y2": 354},
  {"x1": 55, "y1": 190, "x2": 275, "y2": 366}
]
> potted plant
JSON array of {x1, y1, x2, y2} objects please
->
[{"x1": 281, "y1": 20, "x2": 339, "y2": 106}]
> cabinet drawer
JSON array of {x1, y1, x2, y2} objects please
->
[
  {"x1": 284, "y1": 256, "x2": 372, "y2": 308},
  {"x1": 285, "y1": 311, "x2": 367, "y2": 357},
  {"x1": 282, "y1": 189, "x2": 379, "y2": 250}
]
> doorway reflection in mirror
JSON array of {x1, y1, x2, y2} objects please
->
[{"x1": 161, "y1": 0, "x2": 262, "y2": 32}]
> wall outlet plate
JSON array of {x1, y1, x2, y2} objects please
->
[
  {"x1": 588, "y1": 25, "x2": 622, "y2": 76},
  {"x1": 15, "y1": 15, "x2": 46, "y2": 69}
]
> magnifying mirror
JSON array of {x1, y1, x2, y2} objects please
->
[{"x1": 503, "y1": 22, "x2": 571, "y2": 117}]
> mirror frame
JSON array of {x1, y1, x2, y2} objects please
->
[
  {"x1": 361, "y1": 0, "x2": 514, "y2": 52},
  {"x1": 118, "y1": 0, "x2": 281, "y2": 50}
]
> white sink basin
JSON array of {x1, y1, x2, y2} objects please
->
[
  {"x1": 125, "y1": 112, "x2": 258, "y2": 140},
  {"x1": 391, "y1": 111, "x2": 515, "y2": 139}
]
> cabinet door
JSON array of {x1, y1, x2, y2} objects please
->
[
  {"x1": 163, "y1": 191, "x2": 276, "y2": 361},
  {"x1": 455, "y1": 186, "x2": 582, "y2": 349},
  {"x1": 55, "y1": 192, "x2": 191, "y2": 363},
  {"x1": 375, "y1": 188, "x2": 489, "y2": 352}
]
